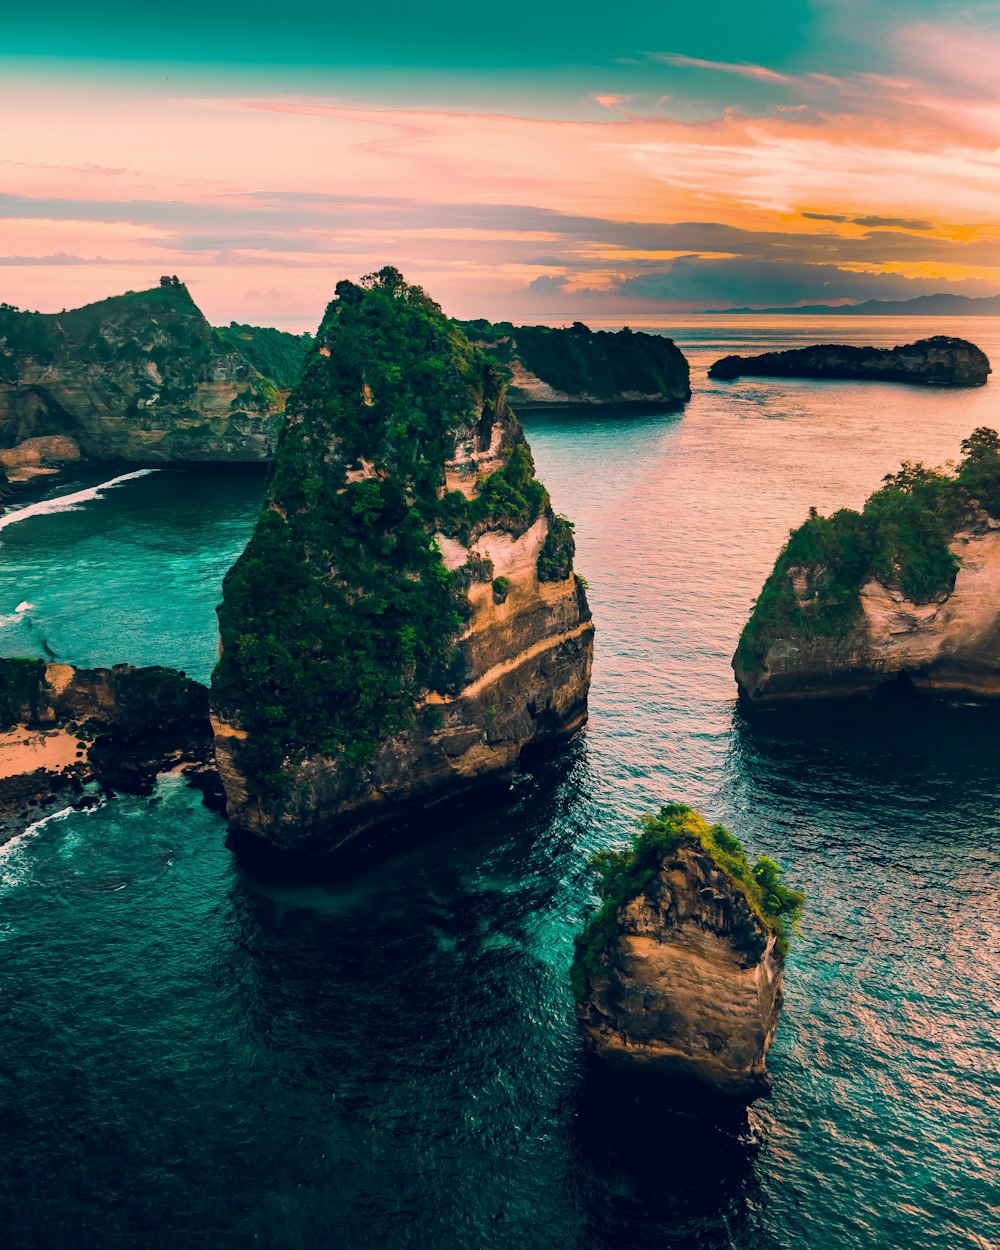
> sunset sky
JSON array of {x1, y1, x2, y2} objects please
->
[{"x1": 3, "y1": 1, "x2": 1000, "y2": 328}]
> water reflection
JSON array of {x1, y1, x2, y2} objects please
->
[{"x1": 570, "y1": 1066, "x2": 775, "y2": 1250}]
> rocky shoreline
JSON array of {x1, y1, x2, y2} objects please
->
[{"x1": 0, "y1": 660, "x2": 223, "y2": 845}]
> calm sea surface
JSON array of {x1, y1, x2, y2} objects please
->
[{"x1": 1, "y1": 318, "x2": 998, "y2": 1249}]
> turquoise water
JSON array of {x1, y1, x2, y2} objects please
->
[{"x1": 1, "y1": 320, "x2": 998, "y2": 1248}]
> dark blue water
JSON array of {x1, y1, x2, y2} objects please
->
[{"x1": 1, "y1": 319, "x2": 998, "y2": 1249}]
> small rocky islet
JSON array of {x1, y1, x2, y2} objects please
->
[
  {"x1": 573, "y1": 804, "x2": 803, "y2": 1101},
  {"x1": 709, "y1": 335, "x2": 990, "y2": 386}
]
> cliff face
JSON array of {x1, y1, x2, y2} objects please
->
[
  {"x1": 459, "y1": 319, "x2": 690, "y2": 409},
  {"x1": 0, "y1": 281, "x2": 283, "y2": 465},
  {"x1": 211, "y1": 268, "x2": 594, "y2": 864},
  {"x1": 735, "y1": 430, "x2": 1000, "y2": 704},
  {"x1": 736, "y1": 516, "x2": 1000, "y2": 702},
  {"x1": 709, "y1": 336, "x2": 990, "y2": 386},
  {"x1": 574, "y1": 807, "x2": 801, "y2": 1101}
]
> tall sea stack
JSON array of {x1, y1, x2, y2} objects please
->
[
  {"x1": 573, "y1": 805, "x2": 804, "y2": 1101},
  {"x1": 211, "y1": 268, "x2": 594, "y2": 864}
]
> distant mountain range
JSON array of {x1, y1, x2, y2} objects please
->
[{"x1": 710, "y1": 293, "x2": 1000, "y2": 316}]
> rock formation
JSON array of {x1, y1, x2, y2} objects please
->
[
  {"x1": 709, "y1": 336, "x2": 990, "y2": 386},
  {"x1": 0, "y1": 279, "x2": 287, "y2": 466},
  {"x1": 573, "y1": 804, "x2": 803, "y2": 1101},
  {"x1": 735, "y1": 428, "x2": 1000, "y2": 703},
  {"x1": 211, "y1": 268, "x2": 594, "y2": 865},
  {"x1": 460, "y1": 319, "x2": 690, "y2": 409},
  {"x1": 0, "y1": 656, "x2": 214, "y2": 814}
]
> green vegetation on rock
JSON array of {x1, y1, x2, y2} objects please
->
[
  {"x1": 2, "y1": 283, "x2": 270, "y2": 420},
  {"x1": 459, "y1": 318, "x2": 690, "y2": 403},
  {"x1": 537, "y1": 514, "x2": 576, "y2": 582},
  {"x1": 216, "y1": 323, "x2": 314, "y2": 390},
  {"x1": 212, "y1": 267, "x2": 566, "y2": 793},
  {"x1": 738, "y1": 428, "x2": 1000, "y2": 674},
  {"x1": 571, "y1": 803, "x2": 805, "y2": 1001}
]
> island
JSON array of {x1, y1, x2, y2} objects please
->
[
  {"x1": 573, "y1": 803, "x2": 804, "y2": 1101},
  {"x1": 735, "y1": 428, "x2": 1000, "y2": 703},
  {"x1": 210, "y1": 267, "x2": 595, "y2": 867},
  {"x1": 708, "y1": 336, "x2": 990, "y2": 386},
  {"x1": 0, "y1": 277, "x2": 306, "y2": 474},
  {"x1": 459, "y1": 318, "x2": 691, "y2": 409}
]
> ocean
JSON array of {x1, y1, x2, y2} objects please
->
[{"x1": 1, "y1": 317, "x2": 997, "y2": 1249}]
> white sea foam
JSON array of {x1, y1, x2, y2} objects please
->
[
  {"x1": 0, "y1": 601, "x2": 36, "y2": 628},
  {"x1": 0, "y1": 806, "x2": 75, "y2": 892},
  {"x1": 0, "y1": 469, "x2": 156, "y2": 534},
  {"x1": 0, "y1": 798, "x2": 105, "y2": 891},
  {"x1": 0, "y1": 806, "x2": 75, "y2": 862}
]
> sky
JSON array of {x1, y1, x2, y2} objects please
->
[{"x1": 2, "y1": 1, "x2": 1000, "y2": 328}]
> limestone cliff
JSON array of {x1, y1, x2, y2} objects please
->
[
  {"x1": 459, "y1": 319, "x2": 690, "y2": 409},
  {"x1": 211, "y1": 268, "x2": 594, "y2": 864},
  {"x1": 709, "y1": 336, "x2": 990, "y2": 386},
  {"x1": 736, "y1": 428, "x2": 1000, "y2": 703},
  {"x1": 573, "y1": 805, "x2": 803, "y2": 1101},
  {"x1": 0, "y1": 279, "x2": 283, "y2": 465}
]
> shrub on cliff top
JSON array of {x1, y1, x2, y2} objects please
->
[
  {"x1": 571, "y1": 804, "x2": 804, "y2": 1001},
  {"x1": 216, "y1": 322, "x2": 314, "y2": 390},
  {"x1": 738, "y1": 429, "x2": 1000, "y2": 674}
]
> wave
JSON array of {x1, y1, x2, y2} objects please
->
[
  {"x1": 0, "y1": 600, "x2": 33, "y2": 627},
  {"x1": 0, "y1": 468, "x2": 157, "y2": 534},
  {"x1": 0, "y1": 798, "x2": 106, "y2": 891}
]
